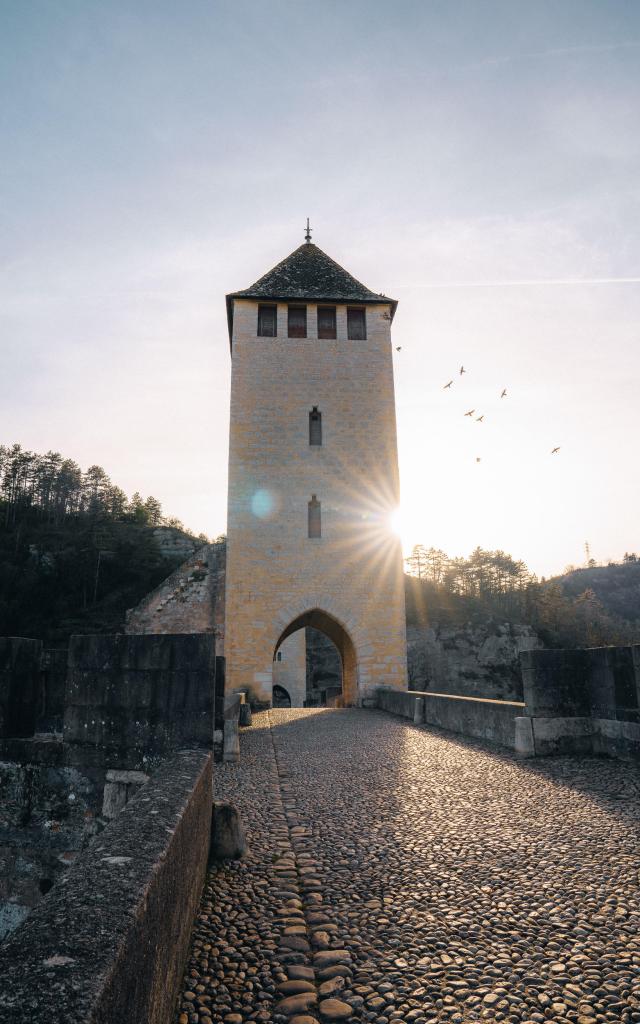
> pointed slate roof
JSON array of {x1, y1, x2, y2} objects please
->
[{"x1": 226, "y1": 242, "x2": 397, "y2": 344}]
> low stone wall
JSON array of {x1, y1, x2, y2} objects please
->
[
  {"x1": 0, "y1": 749, "x2": 213, "y2": 1024},
  {"x1": 516, "y1": 715, "x2": 640, "y2": 760},
  {"x1": 376, "y1": 687, "x2": 524, "y2": 749}
]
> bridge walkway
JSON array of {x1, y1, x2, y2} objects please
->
[{"x1": 177, "y1": 709, "x2": 640, "y2": 1024}]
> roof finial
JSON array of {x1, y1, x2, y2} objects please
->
[{"x1": 305, "y1": 217, "x2": 312, "y2": 244}]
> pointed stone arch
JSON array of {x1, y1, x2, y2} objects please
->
[{"x1": 273, "y1": 607, "x2": 359, "y2": 706}]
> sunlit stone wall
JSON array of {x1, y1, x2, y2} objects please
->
[
  {"x1": 224, "y1": 298, "x2": 407, "y2": 704},
  {"x1": 273, "y1": 631, "x2": 307, "y2": 707}
]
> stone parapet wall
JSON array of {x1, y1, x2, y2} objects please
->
[
  {"x1": 0, "y1": 638, "x2": 43, "y2": 739},
  {"x1": 65, "y1": 633, "x2": 216, "y2": 768},
  {"x1": 516, "y1": 715, "x2": 640, "y2": 760},
  {"x1": 0, "y1": 750, "x2": 213, "y2": 1024},
  {"x1": 520, "y1": 645, "x2": 640, "y2": 719},
  {"x1": 376, "y1": 687, "x2": 525, "y2": 749}
]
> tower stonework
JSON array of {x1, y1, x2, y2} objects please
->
[{"x1": 224, "y1": 238, "x2": 407, "y2": 705}]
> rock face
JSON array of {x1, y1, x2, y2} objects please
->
[
  {"x1": 407, "y1": 621, "x2": 542, "y2": 700},
  {"x1": 0, "y1": 757, "x2": 105, "y2": 941}
]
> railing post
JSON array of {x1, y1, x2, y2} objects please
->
[{"x1": 414, "y1": 697, "x2": 425, "y2": 725}]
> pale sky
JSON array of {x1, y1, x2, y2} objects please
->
[{"x1": 1, "y1": 1, "x2": 639, "y2": 578}]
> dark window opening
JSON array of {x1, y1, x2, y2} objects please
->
[
  {"x1": 258, "y1": 304, "x2": 277, "y2": 337},
  {"x1": 277, "y1": 651, "x2": 283, "y2": 662},
  {"x1": 308, "y1": 495, "x2": 321, "y2": 538},
  {"x1": 309, "y1": 407, "x2": 322, "y2": 446},
  {"x1": 288, "y1": 305, "x2": 307, "y2": 338},
  {"x1": 347, "y1": 307, "x2": 366, "y2": 340},
  {"x1": 317, "y1": 306, "x2": 337, "y2": 339}
]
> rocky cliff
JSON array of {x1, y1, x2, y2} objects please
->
[{"x1": 407, "y1": 621, "x2": 542, "y2": 701}]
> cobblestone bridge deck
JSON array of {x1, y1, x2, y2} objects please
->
[{"x1": 177, "y1": 709, "x2": 640, "y2": 1024}]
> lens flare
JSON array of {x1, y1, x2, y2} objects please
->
[{"x1": 251, "y1": 489, "x2": 274, "y2": 519}]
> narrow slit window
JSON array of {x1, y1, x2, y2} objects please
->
[
  {"x1": 258, "y1": 304, "x2": 277, "y2": 337},
  {"x1": 347, "y1": 307, "x2": 366, "y2": 340},
  {"x1": 288, "y1": 305, "x2": 307, "y2": 338},
  {"x1": 308, "y1": 495, "x2": 321, "y2": 538},
  {"x1": 317, "y1": 306, "x2": 337, "y2": 339},
  {"x1": 309, "y1": 407, "x2": 322, "y2": 446}
]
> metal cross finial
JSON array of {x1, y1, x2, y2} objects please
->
[{"x1": 305, "y1": 217, "x2": 312, "y2": 243}]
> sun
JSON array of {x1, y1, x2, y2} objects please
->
[{"x1": 389, "y1": 505, "x2": 404, "y2": 540}]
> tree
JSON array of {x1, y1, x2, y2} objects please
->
[
  {"x1": 405, "y1": 544, "x2": 429, "y2": 579},
  {"x1": 143, "y1": 495, "x2": 163, "y2": 526}
]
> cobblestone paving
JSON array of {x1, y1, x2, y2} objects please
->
[{"x1": 177, "y1": 709, "x2": 640, "y2": 1024}]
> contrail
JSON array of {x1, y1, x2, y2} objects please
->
[
  {"x1": 394, "y1": 278, "x2": 640, "y2": 290},
  {"x1": 475, "y1": 41, "x2": 640, "y2": 68}
]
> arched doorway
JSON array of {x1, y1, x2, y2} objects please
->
[
  {"x1": 272, "y1": 684, "x2": 291, "y2": 708},
  {"x1": 274, "y1": 608, "x2": 358, "y2": 706}
]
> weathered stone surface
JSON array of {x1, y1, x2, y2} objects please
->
[
  {"x1": 0, "y1": 750, "x2": 213, "y2": 1024},
  {"x1": 125, "y1": 540, "x2": 225, "y2": 645},
  {"x1": 279, "y1": 980, "x2": 317, "y2": 995},
  {"x1": 64, "y1": 633, "x2": 216, "y2": 767},
  {"x1": 223, "y1": 717, "x2": 240, "y2": 763},
  {"x1": 313, "y1": 950, "x2": 351, "y2": 968},
  {"x1": 277, "y1": 992, "x2": 318, "y2": 1014},
  {"x1": 0, "y1": 756, "x2": 104, "y2": 940},
  {"x1": 0, "y1": 637, "x2": 43, "y2": 739},
  {"x1": 318, "y1": 997, "x2": 352, "y2": 1020},
  {"x1": 101, "y1": 770, "x2": 149, "y2": 819},
  {"x1": 211, "y1": 802, "x2": 246, "y2": 860}
]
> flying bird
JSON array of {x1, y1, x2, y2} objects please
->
[
  {"x1": 551, "y1": 447, "x2": 561, "y2": 454},
  {"x1": 501, "y1": 389, "x2": 507, "y2": 398},
  {"x1": 476, "y1": 457, "x2": 482, "y2": 463},
  {"x1": 460, "y1": 365, "x2": 466, "y2": 375},
  {"x1": 396, "y1": 346, "x2": 402, "y2": 351},
  {"x1": 464, "y1": 409, "x2": 475, "y2": 417},
  {"x1": 443, "y1": 380, "x2": 453, "y2": 389},
  {"x1": 476, "y1": 415, "x2": 484, "y2": 422}
]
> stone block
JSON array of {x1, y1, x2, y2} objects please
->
[
  {"x1": 530, "y1": 716, "x2": 594, "y2": 756},
  {"x1": 223, "y1": 719, "x2": 240, "y2": 763},
  {"x1": 514, "y1": 717, "x2": 535, "y2": 757},
  {"x1": 211, "y1": 802, "x2": 246, "y2": 860},
  {"x1": 102, "y1": 770, "x2": 149, "y2": 819}
]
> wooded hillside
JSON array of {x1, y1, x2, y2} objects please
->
[
  {"x1": 0, "y1": 443, "x2": 207, "y2": 645},
  {"x1": 404, "y1": 545, "x2": 640, "y2": 648}
]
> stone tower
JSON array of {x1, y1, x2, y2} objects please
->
[{"x1": 224, "y1": 233, "x2": 407, "y2": 705}]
